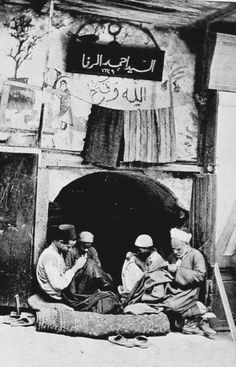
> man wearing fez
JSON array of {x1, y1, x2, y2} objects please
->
[
  {"x1": 36, "y1": 224, "x2": 87, "y2": 301},
  {"x1": 37, "y1": 225, "x2": 113, "y2": 301},
  {"x1": 163, "y1": 227, "x2": 216, "y2": 337}
]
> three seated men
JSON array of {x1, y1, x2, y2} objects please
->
[{"x1": 36, "y1": 223, "x2": 215, "y2": 336}]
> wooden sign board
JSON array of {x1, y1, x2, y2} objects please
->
[
  {"x1": 209, "y1": 33, "x2": 236, "y2": 92},
  {"x1": 66, "y1": 40, "x2": 165, "y2": 81}
]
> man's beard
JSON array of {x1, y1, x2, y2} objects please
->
[{"x1": 136, "y1": 250, "x2": 152, "y2": 261}]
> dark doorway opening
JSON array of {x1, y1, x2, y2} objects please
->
[{"x1": 51, "y1": 171, "x2": 187, "y2": 286}]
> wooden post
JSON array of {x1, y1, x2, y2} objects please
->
[
  {"x1": 0, "y1": 84, "x2": 10, "y2": 124},
  {"x1": 214, "y1": 263, "x2": 236, "y2": 343},
  {"x1": 37, "y1": 0, "x2": 54, "y2": 146}
]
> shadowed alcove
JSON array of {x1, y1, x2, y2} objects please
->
[{"x1": 52, "y1": 171, "x2": 188, "y2": 285}]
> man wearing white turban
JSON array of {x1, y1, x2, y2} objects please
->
[
  {"x1": 118, "y1": 234, "x2": 173, "y2": 314},
  {"x1": 163, "y1": 227, "x2": 216, "y2": 337}
]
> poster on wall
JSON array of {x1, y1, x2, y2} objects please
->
[
  {"x1": 0, "y1": 10, "x2": 47, "y2": 148},
  {"x1": 209, "y1": 33, "x2": 236, "y2": 92},
  {"x1": 42, "y1": 75, "x2": 89, "y2": 153}
]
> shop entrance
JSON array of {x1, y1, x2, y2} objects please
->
[{"x1": 51, "y1": 171, "x2": 187, "y2": 285}]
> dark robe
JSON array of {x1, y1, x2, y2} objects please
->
[
  {"x1": 61, "y1": 255, "x2": 120, "y2": 313},
  {"x1": 121, "y1": 250, "x2": 173, "y2": 314}
]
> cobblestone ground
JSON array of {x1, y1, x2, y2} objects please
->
[{"x1": 0, "y1": 316, "x2": 235, "y2": 367}]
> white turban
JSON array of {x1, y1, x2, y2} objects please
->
[
  {"x1": 170, "y1": 228, "x2": 192, "y2": 243},
  {"x1": 78, "y1": 231, "x2": 94, "y2": 243},
  {"x1": 134, "y1": 234, "x2": 153, "y2": 248}
]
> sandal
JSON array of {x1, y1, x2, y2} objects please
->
[
  {"x1": 2, "y1": 312, "x2": 35, "y2": 326},
  {"x1": 10, "y1": 315, "x2": 35, "y2": 327},
  {"x1": 108, "y1": 334, "x2": 135, "y2": 348},
  {"x1": 132, "y1": 335, "x2": 149, "y2": 348}
]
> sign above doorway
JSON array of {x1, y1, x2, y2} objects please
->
[{"x1": 66, "y1": 39, "x2": 165, "y2": 81}]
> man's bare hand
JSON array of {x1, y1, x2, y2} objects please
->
[
  {"x1": 74, "y1": 254, "x2": 87, "y2": 270},
  {"x1": 167, "y1": 263, "x2": 178, "y2": 273}
]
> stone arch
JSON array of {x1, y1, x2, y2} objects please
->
[{"x1": 52, "y1": 171, "x2": 188, "y2": 285}]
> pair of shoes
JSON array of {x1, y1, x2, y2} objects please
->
[
  {"x1": 182, "y1": 319, "x2": 204, "y2": 336},
  {"x1": 2, "y1": 312, "x2": 35, "y2": 327},
  {"x1": 204, "y1": 312, "x2": 217, "y2": 319},
  {"x1": 108, "y1": 334, "x2": 149, "y2": 348},
  {"x1": 10, "y1": 316, "x2": 35, "y2": 327},
  {"x1": 133, "y1": 336, "x2": 149, "y2": 348},
  {"x1": 108, "y1": 335, "x2": 135, "y2": 348},
  {"x1": 197, "y1": 318, "x2": 216, "y2": 338}
]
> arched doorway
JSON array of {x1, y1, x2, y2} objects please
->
[{"x1": 51, "y1": 171, "x2": 187, "y2": 285}]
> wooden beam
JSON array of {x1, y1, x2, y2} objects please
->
[
  {"x1": 53, "y1": 0, "x2": 234, "y2": 28},
  {"x1": 217, "y1": 199, "x2": 236, "y2": 256},
  {"x1": 214, "y1": 263, "x2": 236, "y2": 343},
  {"x1": 54, "y1": 3, "x2": 193, "y2": 27},
  {"x1": 3, "y1": 0, "x2": 236, "y2": 28},
  {"x1": 202, "y1": 90, "x2": 218, "y2": 172},
  {"x1": 190, "y1": 3, "x2": 236, "y2": 29}
]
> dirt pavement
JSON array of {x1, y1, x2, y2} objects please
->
[{"x1": 0, "y1": 316, "x2": 235, "y2": 367}]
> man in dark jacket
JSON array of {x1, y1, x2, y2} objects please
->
[{"x1": 62, "y1": 230, "x2": 118, "y2": 312}]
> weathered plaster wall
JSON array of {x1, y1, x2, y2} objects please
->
[
  {"x1": 0, "y1": 6, "x2": 199, "y2": 265},
  {"x1": 45, "y1": 12, "x2": 198, "y2": 160},
  {"x1": 0, "y1": 8, "x2": 199, "y2": 161}
]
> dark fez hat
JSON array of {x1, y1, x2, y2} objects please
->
[{"x1": 58, "y1": 224, "x2": 76, "y2": 241}]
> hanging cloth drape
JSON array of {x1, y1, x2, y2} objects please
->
[
  {"x1": 123, "y1": 107, "x2": 176, "y2": 163},
  {"x1": 189, "y1": 173, "x2": 217, "y2": 266},
  {"x1": 83, "y1": 105, "x2": 176, "y2": 167},
  {"x1": 83, "y1": 105, "x2": 124, "y2": 168},
  {"x1": 123, "y1": 109, "x2": 159, "y2": 163}
]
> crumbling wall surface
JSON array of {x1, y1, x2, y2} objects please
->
[
  {"x1": 0, "y1": 7, "x2": 199, "y2": 161},
  {"x1": 0, "y1": 5, "x2": 201, "y2": 304}
]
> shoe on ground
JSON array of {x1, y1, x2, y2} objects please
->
[
  {"x1": 108, "y1": 334, "x2": 135, "y2": 348},
  {"x1": 182, "y1": 319, "x2": 204, "y2": 336},
  {"x1": 204, "y1": 312, "x2": 217, "y2": 319},
  {"x1": 198, "y1": 319, "x2": 216, "y2": 337},
  {"x1": 132, "y1": 335, "x2": 149, "y2": 348}
]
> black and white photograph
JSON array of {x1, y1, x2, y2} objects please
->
[{"x1": 0, "y1": 1, "x2": 236, "y2": 366}]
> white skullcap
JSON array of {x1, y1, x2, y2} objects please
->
[
  {"x1": 170, "y1": 228, "x2": 192, "y2": 243},
  {"x1": 78, "y1": 231, "x2": 94, "y2": 243},
  {"x1": 135, "y1": 234, "x2": 153, "y2": 248}
]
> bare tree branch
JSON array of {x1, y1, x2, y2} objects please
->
[{"x1": 4, "y1": 14, "x2": 45, "y2": 78}]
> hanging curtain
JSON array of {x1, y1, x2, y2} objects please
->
[
  {"x1": 83, "y1": 105, "x2": 124, "y2": 168},
  {"x1": 123, "y1": 109, "x2": 159, "y2": 163},
  {"x1": 189, "y1": 173, "x2": 217, "y2": 266},
  {"x1": 156, "y1": 107, "x2": 176, "y2": 163},
  {"x1": 123, "y1": 107, "x2": 176, "y2": 163}
]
